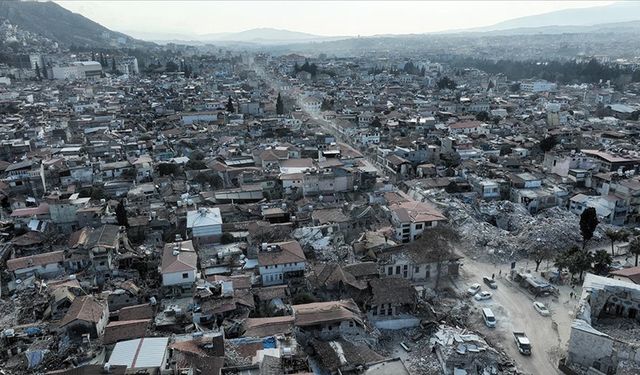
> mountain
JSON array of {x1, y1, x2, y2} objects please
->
[
  {"x1": 468, "y1": 20, "x2": 640, "y2": 37},
  {"x1": 205, "y1": 28, "x2": 329, "y2": 42},
  {"x1": 468, "y1": 2, "x2": 640, "y2": 33},
  {"x1": 128, "y1": 27, "x2": 348, "y2": 45},
  {"x1": 0, "y1": 1, "x2": 151, "y2": 48}
]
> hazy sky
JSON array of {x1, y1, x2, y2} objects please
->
[{"x1": 56, "y1": 1, "x2": 615, "y2": 38}]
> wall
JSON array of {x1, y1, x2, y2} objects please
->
[
  {"x1": 259, "y1": 261, "x2": 306, "y2": 286},
  {"x1": 162, "y1": 269, "x2": 196, "y2": 287}
]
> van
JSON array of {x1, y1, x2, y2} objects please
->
[{"x1": 482, "y1": 308, "x2": 496, "y2": 328}]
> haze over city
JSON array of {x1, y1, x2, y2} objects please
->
[
  {"x1": 1, "y1": 1, "x2": 640, "y2": 375},
  {"x1": 57, "y1": 1, "x2": 616, "y2": 38}
]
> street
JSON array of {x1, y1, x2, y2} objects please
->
[{"x1": 459, "y1": 259, "x2": 580, "y2": 375}]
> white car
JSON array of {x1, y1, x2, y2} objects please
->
[
  {"x1": 467, "y1": 283, "x2": 481, "y2": 296},
  {"x1": 474, "y1": 291, "x2": 493, "y2": 301},
  {"x1": 533, "y1": 301, "x2": 550, "y2": 316}
]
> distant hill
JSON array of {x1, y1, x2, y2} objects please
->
[
  {"x1": 130, "y1": 27, "x2": 348, "y2": 45},
  {"x1": 0, "y1": 1, "x2": 151, "y2": 48},
  {"x1": 462, "y1": 20, "x2": 640, "y2": 37},
  {"x1": 466, "y1": 2, "x2": 640, "y2": 33}
]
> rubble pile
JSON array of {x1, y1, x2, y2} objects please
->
[
  {"x1": 595, "y1": 318, "x2": 640, "y2": 344},
  {"x1": 292, "y1": 227, "x2": 355, "y2": 262},
  {"x1": 431, "y1": 192, "x2": 608, "y2": 260},
  {"x1": 431, "y1": 325, "x2": 519, "y2": 375}
]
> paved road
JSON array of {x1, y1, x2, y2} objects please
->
[{"x1": 459, "y1": 259, "x2": 579, "y2": 375}]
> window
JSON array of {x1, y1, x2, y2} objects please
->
[
  {"x1": 182, "y1": 273, "x2": 189, "y2": 279},
  {"x1": 387, "y1": 267, "x2": 393, "y2": 276},
  {"x1": 415, "y1": 266, "x2": 420, "y2": 273},
  {"x1": 415, "y1": 224, "x2": 423, "y2": 230},
  {"x1": 395, "y1": 266, "x2": 401, "y2": 274}
]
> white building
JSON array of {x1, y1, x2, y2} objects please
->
[
  {"x1": 257, "y1": 241, "x2": 307, "y2": 286},
  {"x1": 51, "y1": 61, "x2": 102, "y2": 80},
  {"x1": 161, "y1": 240, "x2": 198, "y2": 292},
  {"x1": 187, "y1": 207, "x2": 223, "y2": 243},
  {"x1": 389, "y1": 199, "x2": 447, "y2": 243},
  {"x1": 521, "y1": 80, "x2": 557, "y2": 93}
]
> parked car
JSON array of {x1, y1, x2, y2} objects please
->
[
  {"x1": 533, "y1": 301, "x2": 550, "y2": 316},
  {"x1": 483, "y1": 276, "x2": 498, "y2": 289},
  {"x1": 467, "y1": 283, "x2": 481, "y2": 296},
  {"x1": 474, "y1": 291, "x2": 492, "y2": 301}
]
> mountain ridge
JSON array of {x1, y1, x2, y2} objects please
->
[{"x1": 0, "y1": 1, "x2": 151, "y2": 49}]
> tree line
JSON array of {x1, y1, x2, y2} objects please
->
[{"x1": 445, "y1": 57, "x2": 640, "y2": 86}]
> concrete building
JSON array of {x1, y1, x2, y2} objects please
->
[
  {"x1": 389, "y1": 199, "x2": 447, "y2": 243},
  {"x1": 520, "y1": 79, "x2": 556, "y2": 93},
  {"x1": 566, "y1": 274, "x2": 640, "y2": 374},
  {"x1": 186, "y1": 207, "x2": 223, "y2": 244},
  {"x1": 161, "y1": 240, "x2": 198, "y2": 295},
  {"x1": 257, "y1": 241, "x2": 307, "y2": 286}
]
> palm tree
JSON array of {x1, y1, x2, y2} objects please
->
[
  {"x1": 605, "y1": 229, "x2": 629, "y2": 257},
  {"x1": 592, "y1": 250, "x2": 612, "y2": 275},
  {"x1": 630, "y1": 237, "x2": 640, "y2": 267}
]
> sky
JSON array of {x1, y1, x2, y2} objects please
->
[{"x1": 55, "y1": 1, "x2": 615, "y2": 38}]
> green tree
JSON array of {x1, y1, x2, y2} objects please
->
[
  {"x1": 185, "y1": 159, "x2": 207, "y2": 170},
  {"x1": 539, "y1": 135, "x2": 558, "y2": 153},
  {"x1": 116, "y1": 200, "x2": 129, "y2": 227},
  {"x1": 276, "y1": 92, "x2": 284, "y2": 115},
  {"x1": 34, "y1": 62, "x2": 41, "y2": 80},
  {"x1": 111, "y1": 57, "x2": 116, "y2": 72},
  {"x1": 437, "y1": 76, "x2": 456, "y2": 90},
  {"x1": 165, "y1": 61, "x2": 178, "y2": 72},
  {"x1": 592, "y1": 250, "x2": 612, "y2": 275},
  {"x1": 226, "y1": 96, "x2": 234, "y2": 113},
  {"x1": 556, "y1": 246, "x2": 592, "y2": 281},
  {"x1": 579, "y1": 207, "x2": 599, "y2": 250},
  {"x1": 630, "y1": 237, "x2": 640, "y2": 267},
  {"x1": 605, "y1": 229, "x2": 629, "y2": 257},
  {"x1": 158, "y1": 163, "x2": 180, "y2": 176},
  {"x1": 475, "y1": 111, "x2": 490, "y2": 122},
  {"x1": 530, "y1": 243, "x2": 553, "y2": 272},
  {"x1": 220, "y1": 232, "x2": 234, "y2": 244}
]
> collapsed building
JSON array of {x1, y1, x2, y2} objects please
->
[{"x1": 566, "y1": 274, "x2": 640, "y2": 375}]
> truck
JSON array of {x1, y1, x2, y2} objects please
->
[{"x1": 513, "y1": 331, "x2": 531, "y2": 355}]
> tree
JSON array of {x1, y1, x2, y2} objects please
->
[
  {"x1": 165, "y1": 61, "x2": 178, "y2": 72},
  {"x1": 579, "y1": 207, "x2": 599, "y2": 250},
  {"x1": 158, "y1": 163, "x2": 180, "y2": 176},
  {"x1": 436, "y1": 76, "x2": 456, "y2": 90},
  {"x1": 116, "y1": 200, "x2": 129, "y2": 227},
  {"x1": 226, "y1": 96, "x2": 234, "y2": 113},
  {"x1": 475, "y1": 111, "x2": 490, "y2": 122},
  {"x1": 185, "y1": 159, "x2": 207, "y2": 170},
  {"x1": 539, "y1": 135, "x2": 558, "y2": 153},
  {"x1": 370, "y1": 117, "x2": 382, "y2": 128},
  {"x1": 111, "y1": 57, "x2": 116, "y2": 72},
  {"x1": 555, "y1": 246, "x2": 592, "y2": 281},
  {"x1": 592, "y1": 250, "x2": 612, "y2": 275},
  {"x1": 509, "y1": 82, "x2": 521, "y2": 92},
  {"x1": 530, "y1": 243, "x2": 553, "y2": 272},
  {"x1": 220, "y1": 232, "x2": 234, "y2": 244},
  {"x1": 605, "y1": 229, "x2": 629, "y2": 257},
  {"x1": 276, "y1": 93, "x2": 284, "y2": 115},
  {"x1": 408, "y1": 225, "x2": 458, "y2": 291},
  {"x1": 34, "y1": 62, "x2": 41, "y2": 80},
  {"x1": 630, "y1": 237, "x2": 640, "y2": 267},
  {"x1": 190, "y1": 150, "x2": 205, "y2": 161},
  {"x1": 499, "y1": 144, "x2": 513, "y2": 156}
]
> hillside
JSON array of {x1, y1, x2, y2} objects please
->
[
  {"x1": 0, "y1": 1, "x2": 151, "y2": 49},
  {"x1": 470, "y1": 2, "x2": 640, "y2": 32}
]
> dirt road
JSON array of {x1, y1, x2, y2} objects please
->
[{"x1": 458, "y1": 259, "x2": 579, "y2": 375}]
